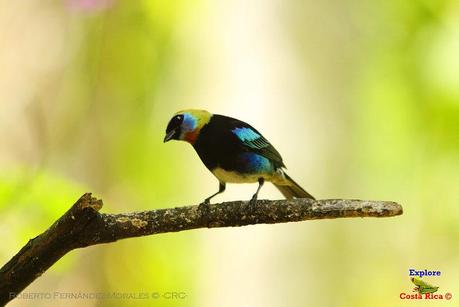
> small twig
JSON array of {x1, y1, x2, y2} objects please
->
[{"x1": 0, "y1": 193, "x2": 403, "y2": 305}]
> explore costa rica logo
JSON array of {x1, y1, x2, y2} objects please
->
[{"x1": 399, "y1": 269, "x2": 452, "y2": 301}]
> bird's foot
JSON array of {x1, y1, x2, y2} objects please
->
[
  {"x1": 247, "y1": 195, "x2": 258, "y2": 214},
  {"x1": 198, "y1": 199, "x2": 211, "y2": 224}
]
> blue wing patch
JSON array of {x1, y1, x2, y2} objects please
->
[
  {"x1": 239, "y1": 152, "x2": 274, "y2": 173},
  {"x1": 232, "y1": 127, "x2": 260, "y2": 142},
  {"x1": 232, "y1": 127, "x2": 270, "y2": 149},
  {"x1": 232, "y1": 126, "x2": 285, "y2": 167}
]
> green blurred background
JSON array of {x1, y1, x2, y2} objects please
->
[{"x1": 1, "y1": 0, "x2": 458, "y2": 306}]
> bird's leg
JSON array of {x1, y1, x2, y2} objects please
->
[
  {"x1": 199, "y1": 182, "x2": 225, "y2": 224},
  {"x1": 248, "y1": 178, "x2": 264, "y2": 212},
  {"x1": 205, "y1": 181, "x2": 226, "y2": 204}
]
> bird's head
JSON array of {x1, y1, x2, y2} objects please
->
[{"x1": 164, "y1": 109, "x2": 212, "y2": 144}]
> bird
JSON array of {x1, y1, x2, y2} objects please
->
[{"x1": 164, "y1": 109, "x2": 315, "y2": 205}]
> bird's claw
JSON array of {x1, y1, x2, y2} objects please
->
[
  {"x1": 247, "y1": 196, "x2": 258, "y2": 213},
  {"x1": 198, "y1": 199, "x2": 211, "y2": 225},
  {"x1": 198, "y1": 199, "x2": 210, "y2": 212}
]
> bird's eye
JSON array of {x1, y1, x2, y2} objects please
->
[
  {"x1": 168, "y1": 114, "x2": 184, "y2": 129},
  {"x1": 174, "y1": 115, "x2": 184, "y2": 124}
]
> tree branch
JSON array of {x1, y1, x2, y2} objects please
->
[{"x1": 0, "y1": 193, "x2": 403, "y2": 305}]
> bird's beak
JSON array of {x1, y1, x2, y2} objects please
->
[{"x1": 163, "y1": 130, "x2": 176, "y2": 143}]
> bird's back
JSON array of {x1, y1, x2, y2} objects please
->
[{"x1": 193, "y1": 114, "x2": 285, "y2": 173}]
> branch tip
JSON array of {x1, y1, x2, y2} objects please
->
[{"x1": 76, "y1": 193, "x2": 103, "y2": 212}]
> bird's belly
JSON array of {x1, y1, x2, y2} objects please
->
[
  {"x1": 212, "y1": 167, "x2": 272, "y2": 183},
  {"x1": 209, "y1": 152, "x2": 276, "y2": 183}
]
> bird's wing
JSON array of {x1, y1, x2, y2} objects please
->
[{"x1": 230, "y1": 124, "x2": 285, "y2": 168}]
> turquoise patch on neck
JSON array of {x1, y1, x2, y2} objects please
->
[{"x1": 183, "y1": 113, "x2": 197, "y2": 131}]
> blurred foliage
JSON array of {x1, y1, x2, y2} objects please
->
[{"x1": 0, "y1": 0, "x2": 458, "y2": 306}]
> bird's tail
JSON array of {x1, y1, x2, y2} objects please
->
[{"x1": 274, "y1": 172, "x2": 315, "y2": 200}]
